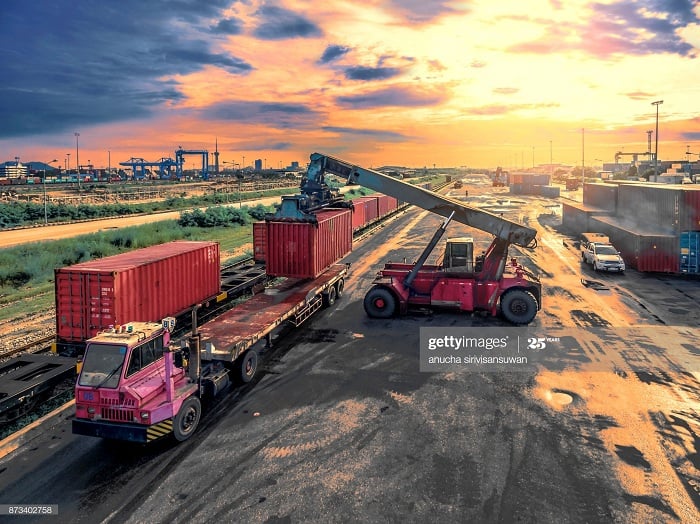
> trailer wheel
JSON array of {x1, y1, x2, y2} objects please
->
[
  {"x1": 323, "y1": 285, "x2": 337, "y2": 307},
  {"x1": 335, "y1": 278, "x2": 345, "y2": 298},
  {"x1": 500, "y1": 289, "x2": 538, "y2": 325},
  {"x1": 364, "y1": 287, "x2": 396, "y2": 319},
  {"x1": 173, "y1": 396, "x2": 201, "y2": 442},
  {"x1": 238, "y1": 349, "x2": 258, "y2": 383}
]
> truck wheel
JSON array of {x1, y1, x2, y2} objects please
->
[
  {"x1": 173, "y1": 396, "x2": 201, "y2": 442},
  {"x1": 323, "y1": 285, "x2": 337, "y2": 307},
  {"x1": 364, "y1": 287, "x2": 396, "y2": 319},
  {"x1": 500, "y1": 289, "x2": 538, "y2": 325},
  {"x1": 238, "y1": 349, "x2": 258, "y2": 383},
  {"x1": 335, "y1": 278, "x2": 345, "y2": 298}
]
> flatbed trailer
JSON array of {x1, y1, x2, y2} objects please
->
[{"x1": 72, "y1": 264, "x2": 348, "y2": 443}]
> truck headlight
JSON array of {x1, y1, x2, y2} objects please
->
[
  {"x1": 87, "y1": 407, "x2": 96, "y2": 414},
  {"x1": 140, "y1": 412, "x2": 150, "y2": 419}
]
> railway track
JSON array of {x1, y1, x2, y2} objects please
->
[{"x1": 0, "y1": 191, "x2": 431, "y2": 435}]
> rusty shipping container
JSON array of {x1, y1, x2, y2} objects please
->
[
  {"x1": 265, "y1": 208, "x2": 352, "y2": 278},
  {"x1": 253, "y1": 221, "x2": 267, "y2": 263},
  {"x1": 683, "y1": 187, "x2": 700, "y2": 231},
  {"x1": 376, "y1": 194, "x2": 398, "y2": 217},
  {"x1": 350, "y1": 197, "x2": 379, "y2": 231},
  {"x1": 589, "y1": 216, "x2": 679, "y2": 272},
  {"x1": 583, "y1": 183, "x2": 618, "y2": 212},
  {"x1": 55, "y1": 241, "x2": 221, "y2": 344}
]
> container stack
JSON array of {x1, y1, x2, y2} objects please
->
[
  {"x1": 563, "y1": 182, "x2": 700, "y2": 274},
  {"x1": 508, "y1": 172, "x2": 559, "y2": 198}
]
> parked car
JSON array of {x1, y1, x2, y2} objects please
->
[{"x1": 580, "y1": 233, "x2": 625, "y2": 273}]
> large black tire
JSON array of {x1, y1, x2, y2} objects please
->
[
  {"x1": 323, "y1": 285, "x2": 337, "y2": 307},
  {"x1": 335, "y1": 278, "x2": 345, "y2": 298},
  {"x1": 500, "y1": 289, "x2": 538, "y2": 325},
  {"x1": 363, "y1": 287, "x2": 396, "y2": 319},
  {"x1": 238, "y1": 349, "x2": 258, "y2": 383},
  {"x1": 173, "y1": 396, "x2": 201, "y2": 442}
]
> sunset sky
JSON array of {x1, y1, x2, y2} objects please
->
[{"x1": 1, "y1": 0, "x2": 699, "y2": 171}]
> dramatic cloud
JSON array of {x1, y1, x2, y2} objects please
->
[
  {"x1": 467, "y1": 102, "x2": 559, "y2": 115},
  {"x1": 322, "y1": 126, "x2": 410, "y2": 141},
  {"x1": 508, "y1": 0, "x2": 700, "y2": 58},
  {"x1": 253, "y1": 5, "x2": 322, "y2": 40},
  {"x1": 336, "y1": 86, "x2": 448, "y2": 109},
  {"x1": 344, "y1": 66, "x2": 403, "y2": 81},
  {"x1": 319, "y1": 44, "x2": 352, "y2": 64},
  {"x1": 0, "y1": 0, "x2": 251, "y2": 138},
  {"x1": 201, "y1": 101, "x2": 322, "y2": 129},
  {"x1": 210, "y1": 18, "x2": 244, "y2": 35},
  {"x1": 624, "y1": 91, "x2": 657, "y2": 101},
  {"x1": 382, "y1": 0, "x2": 467, "y2": 24}
]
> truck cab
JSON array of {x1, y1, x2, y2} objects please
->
[{"x1": 73, "y1": 319, "x2": 202, "y2": 443}]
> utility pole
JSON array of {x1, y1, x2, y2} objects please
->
[
  {"x1": 43, "y1": 159, "x2": 57, "y2": 224},
  {"x1": 652, "y1": 100, "x2": 663, "y2": 179},
  {"x1": 75, "y1": 132, "x2": 81, "y2": 190}
]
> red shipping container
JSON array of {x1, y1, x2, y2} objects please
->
[
  {"x1": 351, "y1": 196, "x2": 379, "y2": 230},
  {"x1": 351, "y1": 199, "x2": 366, "y2": 231},
  {"x1": 265, "y1": 208, "x2": 352, "y2": 278},
  {"x1": 682, "y1": 187, "x2": 700, "y2": 230},
  {"x1": 55, "y1": 241, "x2": 221, "y2": 343},
  {"x1": 377, "y1": 195, "x2": 390, "y2": 217},
  {"x1": 253, "y1": 221, "x2": 266, "y2": 262}
]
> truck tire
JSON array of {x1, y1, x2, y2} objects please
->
[
  {"x1": 364, "y1": 287, "x2": 396, "y2": 319},
  {"x1": 173, "y1": 396, "x2": 201, "y2": 442},
  {"x1": 238, "y1": 349, "x2": 258, "y2": 383},
  {"x1": 335, "y1": 278, "x2": 345, "y2": 298},
  {"x1": 323, "y1": 285, "x2": 337, "y2": 307},
  {"x1": 500, "y1": 289, "x2": 538, "y2": 325}
]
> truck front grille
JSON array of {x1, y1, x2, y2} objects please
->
[{"x1": 101, "y1": 407, "x2": 135, "y2": 422}]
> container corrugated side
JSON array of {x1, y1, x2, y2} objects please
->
[
  {"x1": 377, "y1": 195, "x2": 391, "y2": 217},
  {"x1": 562, "y1": 202, "x2": 614, "y2": 233},
  {"x1": 351, "y1": 199, "x2": 367, "y2": 230},
  {"x1": 265, "y1": 209, "x2": 352, "y2": 278},
  {"x1": 253, "y1": 222, "x2": 266, "y2": 262},
  {"x1": 680, "y1": 231, "x2": 700, "y2": 274},
  {"x1": 583, "y1": 183, "x2": 618, "y2": 212},
  {"x1": 589, "y1": 216, "x2": 679, "y2": 272},
  {"x1": 682, "y1": 188, "x2": 700, "y2": 231},
  {"x1": 616, "y1": 184, "x2": 682, "y2": 235},
  {"x1": 55, "y1": 241, "x2": 221, "y2": 343}
]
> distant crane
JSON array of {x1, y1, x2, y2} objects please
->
[
  {"x1": 175, "y1": 147, "x2": 209, "y2": 180},
  {"x1": 119, "y1": 157, "x2": 177, "y2": 180},
  {"x1": 614, "y1": 151, "x2": 654, "y2": 164}
]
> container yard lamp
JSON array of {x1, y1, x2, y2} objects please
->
[
  {"x1": 43, "y1": 159, "x2": 57, "y2": 224},
  {"x1": 652, "y1": 100, "x2": 663, "y2": 179}
]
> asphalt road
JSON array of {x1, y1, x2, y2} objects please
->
[
  {"x1": 0, "y1": 195, "x2": 285, "y2": 248},
  {"x1": 0, "y1": 179, "x2": 698, "y2": 523}
]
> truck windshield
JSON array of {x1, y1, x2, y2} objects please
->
[
  {"x1": 79, "y1": 344, "x2": 127, "y2": 388},
  {"x1": 596, "y1": 245, "x2": 619, "y2": 255}
]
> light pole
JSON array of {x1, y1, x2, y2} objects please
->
[
  {"x1": 652, "y1": 100, "x2": 663, "y2": 179},
  {"x1": 66, "y1": 153, "x2": 71, "y2": 178},
  {"x1": 581, "y1": 128, "x2": 585, "y2": 188},
  {"x1": 43, "y1": 159, "x2": 57, "y2": 224},
  {"x1": 74, "y1": 132, "x2": 81, "y2": 190}
]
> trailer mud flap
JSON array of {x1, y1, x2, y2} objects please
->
[{"x1": 72, "y1": 418, "x2": 173, "y2": 443}]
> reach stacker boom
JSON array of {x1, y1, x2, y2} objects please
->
[{"x1": 306, "y1": 153, "x2": 541, "y2": 324}]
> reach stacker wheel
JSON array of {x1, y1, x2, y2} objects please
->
[
  {"x1": 500, "y1": 289, "x2": 538, "y2": 325},
  {"x1": 363, "y1": 287, "x2": 396, "y2": 319},
  {"x1": 173, "y1": 396, "x2": 202, "y2": 442}
]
